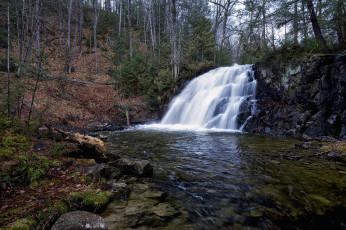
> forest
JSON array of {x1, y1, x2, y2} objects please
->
[
  {"x1": 0, "y1": 0, "x2": 344, "y2": 125},
  {"x1": 0, "y1": 0, "x2": 345, "y2": 229}
]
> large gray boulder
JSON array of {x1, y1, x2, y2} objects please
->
[{"x1": 51, "y1": 211, "x2": 107, "y2": 230}]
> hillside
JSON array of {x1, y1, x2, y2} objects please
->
[{"x1": 1, "y1": 13, "x2": 159, "y2": 129}]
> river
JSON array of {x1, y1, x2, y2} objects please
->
[{"x1": 103, "y1": 127, "x2": 346, "y2": 229}]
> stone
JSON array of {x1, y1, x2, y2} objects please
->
[
  {"x1": 110, "y1": 158, "x2": 153, "y2": 177},
  {"x1": 75, "y1": 163, "x2": 105, "y2": 174},
  {"x1": 300, "y1": 134, "x2": 313, "y2": 142},
  {"x1": 327, "y1": 152, "x2": 346, "y2": 163},
  {"x1": 314, "y1": 136, "x2": 337, "y2": 142},
  {"x1": 150, "y1": 203, "x2": 180, "y2": 218},
  {"x1": 106, "y1": 181, "x2": 130, "y2": 199},
  {"x1": 100, "y1": 164, "x2": 122, "y2": 180},
  {"x1": 295, "y1": 142, "x2": 314, "y2": 149},
  {"x1": 51, "y1": 211, "x2": 107, "y2": 230}
]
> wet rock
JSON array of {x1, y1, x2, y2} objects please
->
[
  {"x1": 110, "y1": 158, "x2": 153, "y2": 177},
  {"x1": 107, "y1": 181, "x2": 130, "y2": 199},
  {"x1": 300, "y1": 134, "x2": 313, "y2": 142},
  {"x1": 101, "y1": 181, "x2": 180, "y2": 229},
  {"x1": 100, "y1": 164, "x2": 122, "y2": 180},
  {"x1": 327, "y1": 152, "x2": 346, "y2": 163},
  {"x1": 51, "y1": 211, "x2": 107, "y2": 230},
  {"x1": 150, "y1": 203, "x2": 180, "y2": 218},
  {"x1": 295, "y1": 142, "x2": 315, "y2": 149},
  {"x1": 314, "y1": 136, "x2": 337, "y2": 142}
]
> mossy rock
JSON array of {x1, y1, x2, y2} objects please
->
[
  {"x1": 3, "y1": 217, "x2": 37, "y2": 230},
  {"x1": 67, "y1": 191, "x2": 113, "y2": 212}
]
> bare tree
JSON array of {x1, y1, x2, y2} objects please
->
[
  {"x1": 78, "y1": 0, "x2": 84, "y2": 56},
  {"x1": 170, "y1": 0, "x2": 178, "y2": 78},
  {"x1": 128, "y1": 0, "x2": 133, "y2": 57},
  {"x1": 293, "y1": 0, "x2": 298, "y2": 43},
  {"x1": 65, "y1": 0, "x2": 73, "y2": 72},
  {"x1": 306, "y1": 0, "x2": 330, "y2": 53},
  {"x1": 35, "y1": 0, "x2": 41, "y2": 70},
  {"x1": 7, "y1": 2, "x2": 11, "y2": 118},
  {"x1": 92, "y1": 0, "x2": 99, "y2": 76}
]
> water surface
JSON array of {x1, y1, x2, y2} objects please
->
[{"x1": 105, "y1": 128, "x2": 346, "y2": 229}]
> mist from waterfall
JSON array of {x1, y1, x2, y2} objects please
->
[{"x1": 160, "y1": 64, "x2": 257, "y2": 131}]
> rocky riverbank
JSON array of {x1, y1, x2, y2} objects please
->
[
  {"x1": 241, "y1": 54, "x2": 345, "y2": 140},
  {"x1": 1, "y1": 126, "x2": 182, "y2": 230}
]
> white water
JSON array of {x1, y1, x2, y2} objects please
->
[{"x1": 158, "y1": 64, "x2": 257, "y2": 131}]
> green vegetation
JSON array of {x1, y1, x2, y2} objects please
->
[
  {"x1": 67, "y1": 191, "x2": 113, "y2": 211},
  {"x1": 0, "y1": 118, "x2": 57, "y2": 187},
  {"x1": 0, "y1": 117, "x2": 112, "y2": 228},
  {"x1": 2, "y1": 217, "x2": 37, "y2": 230}
]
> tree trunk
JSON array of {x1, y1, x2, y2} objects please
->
[
  {"x1": 335, "y1": 0, "x2": 345, "y2": 50},
  {"x1": 293, "y1": 0, "x2": 298, "y2": 44},
  {"x1": 68, "y1": 21, "x2": 79, "y2": 73},
  {"x1": 105, "y1": 0, "x2": 111, "y2": 12},
  {"x1": 7, "y1": 3, "x2": 11, "y2": 118},
  {"x1": 66, "y1": 0, "x2": 73, "y2": 72},
  {"x1": 59, "y1": 2, "x2": 63, "y2": 58},
  {"x1": 35, "y1": 0, "x2": 41, "y2": 70},
  {"x1": 306, "y1": 0, "x2": 330, "y2": 53},
  {"x1": 261, "y1": 0, "x2": 267, "y2": 50},
  {"x1": 128, "y1": 0, "x2": 133, "y2": 57},
  {"x1": 93, "y1": 0, "x2": 99, "y2": 76},
  {"x1": 17, "y1": 0, "x2": 25, "y2": 76},
  {"x1": 302, "y1": 2, "x2": 308, "y2": 44},
  {"x1": 78, "y1": 0, "x2": 84, "y2": 56},
  {"x1": 171, "y1": 0, "x2": 178, "y2": 78},
  {"x1": 118, "y1": 0, "x2": 122, "y2": 34}
]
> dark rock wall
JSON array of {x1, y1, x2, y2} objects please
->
[{"x1": 243, "y1": 54, "x2": 346, "y2": 140}]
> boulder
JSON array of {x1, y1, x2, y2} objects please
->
[
  {"x1": 51, "y1": 211, "x2": 107, "y2": 230},
  {"x1": 110, "y1": 158, "x2": 153, "y2": 177}
]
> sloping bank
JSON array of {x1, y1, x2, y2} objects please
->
[
  {"x1": 1, "y1": 127, "x2": 181, "y2": 230},
  {"x1": 242, "y1": 54, "x2": 345, "y2": 140}
]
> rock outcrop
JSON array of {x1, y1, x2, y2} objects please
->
[{"x1": 242, "y1": 54, "x2": 346, "y2": 140}]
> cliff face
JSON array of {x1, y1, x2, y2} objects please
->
[{"x1": 243, "y1": 54, "x2": 346, "y2": 140}]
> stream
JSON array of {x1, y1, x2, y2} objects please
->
[{"x1": 102, "y1": 127, "x2": 346, "y2": 229}]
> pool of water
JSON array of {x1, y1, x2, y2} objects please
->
[{"x1": 104, "y1": 127, "x2": 346, "y2": 229}]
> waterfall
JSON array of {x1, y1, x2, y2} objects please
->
[{"x1": 161, "y1": 64, "x2": 257, "y2": 131}]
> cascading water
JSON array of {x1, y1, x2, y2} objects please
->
[{"x1": 160, "y1": 64, "x2": 257, "y2": 131}]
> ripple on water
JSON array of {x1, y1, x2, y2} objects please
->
[{"x1": 103, "y1": 129, "x2": 346, "y2": 229}]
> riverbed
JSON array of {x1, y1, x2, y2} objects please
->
[{"x1": 102, "y1": 127, "x2": 346, "y2": 229}]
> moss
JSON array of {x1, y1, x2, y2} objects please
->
[
  {"x1": 67, "y1": 191, "x2": 113, "y2": 212},
  {"x1": 320, "y1": 146, "x2": 330, "y2": 152},
  {"x1": 37, "y1": 200, "x2": 68, "y2": 227},
  {"x1": 0, "y1": 209, "x2": 21, "y2": 225},
  {"x1": 3, "y1": 217, "x2": 37, "y2": 230}
]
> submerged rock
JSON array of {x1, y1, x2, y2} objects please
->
[
  {"x1": 51, "y1": 211, "x2": 107, "y2": 230},
  {"x1": 101, "y1": 182, "x2": 181, "y2": 229}
]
